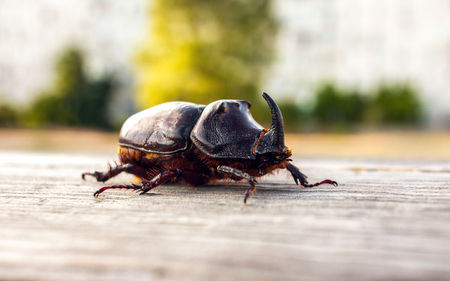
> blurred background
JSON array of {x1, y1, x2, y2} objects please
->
[{"x1": 1, "y1": 0, "x2": 449, "y2": 157}]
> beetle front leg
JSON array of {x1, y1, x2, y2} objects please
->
[
  {"x1": 285, "y1": 163, "x2": 338, "y2": 188},
  {"x1": 217, "y1": 165, "x2": 257, "y2": 204}
]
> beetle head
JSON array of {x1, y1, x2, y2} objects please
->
[
  {"x1": 191, "y1": 99, "x2": 264, "y2": 159},
  {"x1": 255, "y1": 92, "x2": 289, "y2": 155},
  {"x1": 191, "y1": 93, "x2": 289, "y2": 159}
]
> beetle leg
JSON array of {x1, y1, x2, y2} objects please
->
[
  {"x1": 82, "y1": 164, "x2": 149, "y2": 182},
  {"x1": 93, "y1": 170, "x2": 177, "y2": 198},
  {"x1": 140, "y1": 169, "x2": 211, "y2": 194},
  {"x1": 94, "y1": 183, "x2": 142, "y2": 198},
  {"x1": 92, "y1": 169, "x2": 178, "y2": 198},
  {"x1": 139, "y1": 169, "x2": 182, "y2": 194},
  {"x1": 285, "y1": 163, "x2": 338, "y2": 188},
  {"x1": 216, "y1": 165, "x2": 257, "y2": 204},
  {"x1": 93, "y1": 169, "x2": 211, "y2": 198}
]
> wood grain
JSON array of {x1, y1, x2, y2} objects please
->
[{"x1": 0, "y1": 151, "x2": 449, "y2": 280}]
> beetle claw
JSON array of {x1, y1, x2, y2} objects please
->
[
  {"x1": 82, "y1": 172, "x2": 92, "y2": 180},
  {"x1": 243, "y1": 184, "x2": 257, "y2": 204},
  {"x1": 300, "y1": 179, "x2": 338, "y2": 188},
  {"x1": 82, "y1": 171, "x2": 107, "y2": 182}
]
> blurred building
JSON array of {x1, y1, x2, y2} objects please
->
[
  {"x1": 0, "y1": 0, "x2": 148, "y2": 117},
  {"x1": 266, "y1": 0, "x2": 450, "y2": 127},
  {"x1": 1, "y1": 0, "x2": 450, "y2": 127}
]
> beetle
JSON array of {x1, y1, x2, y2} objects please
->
[{"x1": 82, "y1": 92, "x2": 337, "y2": 203}]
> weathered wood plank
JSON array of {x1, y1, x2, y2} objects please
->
[{"x1": 0, "y1": 151, "x2": 449, "y2": 280}]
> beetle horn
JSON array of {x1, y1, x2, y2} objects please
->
[
  {"x1": 255, "y1": 92, "x2": 288, "y2": 154},
  {"x1": 264, "y1": 92, "x2": 285, "y2": 146}
]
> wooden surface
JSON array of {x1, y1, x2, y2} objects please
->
[{"x1": 0, "y1": 150, "x2": 449, "y2": 280}]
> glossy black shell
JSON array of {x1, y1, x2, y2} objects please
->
[
  {"x1": 119, "y1": 100, "x2": 264, "y2": 159},
  {"x1": 119, "y1": 102, "x2": 204, "y2": 154}
]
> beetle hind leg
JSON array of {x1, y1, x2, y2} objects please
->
[
  {"x1": 93, "y1": 168, "x2": 211, "y2": 198},
  {"x1": 82, "y1": 164, "x2": 149, "y2": 182},
  {"x1": 92, "y1": 170, "x2": 177, "y2": 198},
  {"x1": 285, "y1": 163, "x2": 338, "y2": 188}
]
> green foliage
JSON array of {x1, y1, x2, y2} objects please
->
[
  {"x1": 313, "y1": 83, "x2": 367, "y2": 130},
  {"x1": 277, "y1": 102, "x2": 305, "y2": 132},
  {"x1": 310, "y1": 82, "x2": 422, "y2": 131},
  {"x1": 27, "y1": 48, "x2": 114, "y2": 128},
  {"x1": 0, "y1": 103, "x2": 20, "y2": 127},
  {"x1": 27, "y1": 93, "x2": 64, "y2": 126},
  {"x1": 54, "y1": 48, "x2": 85, "y2": 96},
  {"x1": 368, "y1": 83, "x2": 422, "y2": 125},
  {"x1": 136, "y1": 0, "x2": 277, "y2": 109}
]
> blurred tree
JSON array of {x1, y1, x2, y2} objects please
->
[
  {"x1": 277, "y1": 102, "x2": 308, "y2": 132},
  {"x1": 312, "y1": 82, "x2": 422, "y2": 130},
  {"x1": 313, "y1": 83, "x2": 367, "y2": 130},
  {"x1": 27, "y1": 48, "x2": 114, "y2": 128},
  {"x1": 27, "y1": 93, "x2": 64, "y2": 126},
  {"x1": 136, "y1": 0, "x2": 278, "y2": 111},
  {"x1": 0, "y1": 103, "x2": 20, "y2": 127},
  {"x1": 342, "y1": 91, "x2": 367, "y2": 124},
  {"x1": 368, "y1": 83, "x2": 422, "y2": 125},
  {"x1": 313, "y1": 84, "x2": 344, "y2": 126}
]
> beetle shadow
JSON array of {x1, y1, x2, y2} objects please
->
[
  {"x1": 138, "y1": 181, "x2": 305, "y2": 195},
  {"x1": 137, "y1": 192, "x2": 162, "y2": 197},
  {"x1": 135, "y1": 180, "x2": 339, "y2": 203},
  {"x1": 136, "y1": 182, "x2": 249, "y2": 195}
]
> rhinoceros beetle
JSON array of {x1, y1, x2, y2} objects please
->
[{"x1": 82, "y1": 92, "x2": 337, "y2": 203}]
